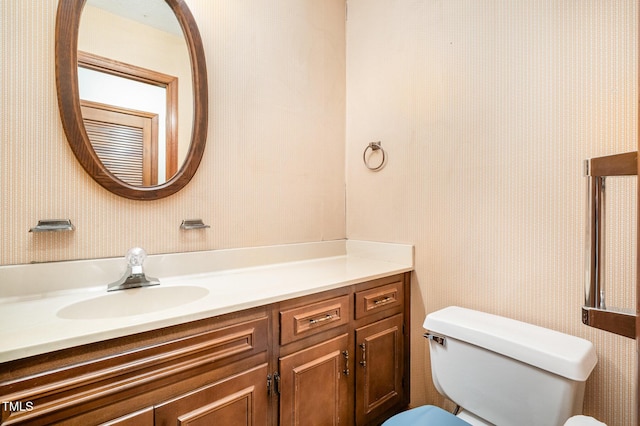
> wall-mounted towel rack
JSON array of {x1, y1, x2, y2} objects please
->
[{"x1": 583, "y1": 151, "x2": 637, "y2": 339}]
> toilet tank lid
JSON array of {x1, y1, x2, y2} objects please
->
[{"x1": 423, "y1": 306, "x2": 597, "y2": 381}]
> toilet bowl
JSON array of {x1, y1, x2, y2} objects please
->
[{"x1": 383, "y1": 306, "x2": 599, "y2": 426}]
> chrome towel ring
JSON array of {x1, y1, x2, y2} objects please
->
[{"x1": 363, "y1": 141, "x2": 386, "y2": 171}]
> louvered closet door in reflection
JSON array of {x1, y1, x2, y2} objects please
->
[{"x1": 81, "y1": 100, "x2": 159, "y2": 186}]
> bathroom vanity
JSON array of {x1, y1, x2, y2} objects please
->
[{"x1": 0, "y1": 241, "x2": 412, "y2": 425}]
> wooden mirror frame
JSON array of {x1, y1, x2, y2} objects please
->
[{"x1": 55, "y1": 0, "x2": 208, "y2": 200}]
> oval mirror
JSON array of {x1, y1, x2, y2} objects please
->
[{"x1": 56, "y1": 0, "x2": 207, "y2": 200}]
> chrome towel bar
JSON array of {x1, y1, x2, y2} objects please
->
[{"x1": 583, "y1": 151, "x2": 637, "y2": 339}]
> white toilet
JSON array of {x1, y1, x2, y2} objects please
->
[{"x1": 383, "y1": 306, "x2": 601, "y2": 426}]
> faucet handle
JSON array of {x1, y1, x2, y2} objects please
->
[
  {"x1": 108, "y1": 247, "x2": 160, "y2": 292},
  {"x1": 126, "y1": 247, "x2": 148, "y2": 274}
]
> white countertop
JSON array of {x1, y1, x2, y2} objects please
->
[{"x1": 0, "y1": 240, "x2": 413, "y2": 363}]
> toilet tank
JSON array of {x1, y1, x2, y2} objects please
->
[{"x1": 424, "y1": 307, "x2": 597, "y2": 426}]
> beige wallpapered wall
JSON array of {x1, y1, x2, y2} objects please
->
[
  {"x1": 0, "y1": 0, "x2": 347, "y2": 265},
  {"x1": 2, "y1": 0, "x2": 638, "y2": 424},
  {"x1": 346, "y1": 1, "x2": 637, "y2": 425}
]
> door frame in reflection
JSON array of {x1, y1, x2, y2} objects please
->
[{"x1": 78, "y1": 51, "x2": 179, "y2": 182}]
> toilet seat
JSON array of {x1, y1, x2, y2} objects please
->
[
  {"x1": 382, "y1": 405, "x2": 470, "y2": 426},
  {"x1": 564, "y1": 416, "x2": 607, "y2": 425},
  {"x1": 382, "y1": 407, "x2": 606, "y2": 426}
]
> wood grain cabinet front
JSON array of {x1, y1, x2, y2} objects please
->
[
  {"x1": 355, "y1": 314, "x2": 405, "y2": 425},
  {"x1": 278, "y1": 334, "x2": 351, "y2": 426},
  {"x1": 275, "y1": 273, "x2": 410, "y2": 426},
  {"x1": 0, "y1": 313, "x2": 269, "y2": 426},
  {"x1": 0, "y1": 272, "x2": 410, "y2": 426},
  {"x1": 279, "y1": 295, "x2": 350, "y2": 345},
  {"x1": 354, "y1": 279, "x2": 404, "y2": 320},
  {"x1": 154, "y1": 363, "x2": 269, "y2": 426}
]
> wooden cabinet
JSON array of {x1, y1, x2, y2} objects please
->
[
  {"x1": 355, "y1": 314, "x2": 404, "y2": 425},
  {"x1": 275, "y1": 273, "x2": 409, "y2": 425},
  {"x1": 0, "y1": 272, "x2": 410, "y2": 426},
  {"x1": 352, "y1": 275, "x2": 408, "y2": 425},
  {"x1": 155, "y1": 364, "x2": 269, "y2": 426},
  {"x1": 0, "y1": 311, "x2": 270, "y2": 426},
  {"x1": 279, "y1": 334, "x2": 350, "y2": 426}
]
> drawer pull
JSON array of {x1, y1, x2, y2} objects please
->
[
  {"x1": 373, "y1": 296, "x2": 394, "y2": 306},
  {"x1": 309, "y1": 314, "x2": 334, "y2": 325}
]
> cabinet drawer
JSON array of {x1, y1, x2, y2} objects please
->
[
  {"x1": 280, "y1": 295, "x2": 350, "y2": 345},
  {"x1": 355, "y1": 280, "x2": 404, "y2": 319}
]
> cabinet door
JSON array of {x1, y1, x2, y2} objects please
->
[
  {"x1": 355, "y1": 314, "x2": 404, "y2": 425},
  {"x1": 155, "y1": 363, "x2": 269, "y2": 426},
  {"x1": 279, "y1": 334, "x2": 350, "y2": 426}
]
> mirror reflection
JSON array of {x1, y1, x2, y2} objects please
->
[{"x1": 77, "y1": 0, "x2": 193, "y2": 186}]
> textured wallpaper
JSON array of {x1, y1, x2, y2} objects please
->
[
  {"x1": 0, "y1": 0, "x2": 346, "y2": 265},
  {"x1": 2, "y1": 0, "x2": 638, "y2": 424},
  {"x1": 346, "y1": 0, "x2": 637, "y2": 424}
]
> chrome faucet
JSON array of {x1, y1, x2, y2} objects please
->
[{"x1": 108, "y1": 247, "x2": 160, "y2": 291}]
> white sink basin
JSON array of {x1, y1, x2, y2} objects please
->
[{"x1": 57, "y1": 286, "x2": 209, "y2": 319}]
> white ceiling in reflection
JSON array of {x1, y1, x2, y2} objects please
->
[{"x1": 85, "y1": 0, "x2": 183, "y2": 36}]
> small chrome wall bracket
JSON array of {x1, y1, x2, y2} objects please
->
[
  {"x1": 363, "y1": 141, "x2": 386, "y2": 171},
  {"x1": 424, "y1": 332, "x2": 446, "y2": 347},
  {"x1": 29, "y1": 219, "x2": 75, "y2": 233},
  {"x1": 180, "y1": 219, "x2": 210, "y2": 230}
]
